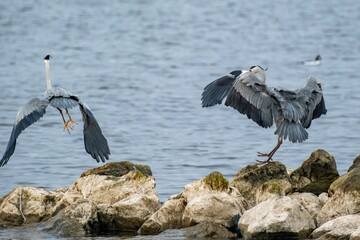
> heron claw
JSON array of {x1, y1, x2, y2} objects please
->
[
  {"x1": 63, "y1": 119, "x2": 77, "y2": 134},
  {"x1": 257, "y1": 151, "x2": 269, "y2": 157},
  {"x1": 255, "y1": 158, "x2": 273, "y2": 165}
]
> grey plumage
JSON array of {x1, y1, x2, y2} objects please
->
[
  {"x1": 0, "y1": 55, "x2": 110, "y2": 167},
  {"x1": 202, "y1": 66, "x2": 327, "y2": 162}
]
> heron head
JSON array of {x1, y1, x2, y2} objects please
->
[
  {"x1": 249, "y1": 65, "x2": 267, "y2": 82},
  {"x1": 44, "y1": 55, "x2": 52, "y2": 61}
]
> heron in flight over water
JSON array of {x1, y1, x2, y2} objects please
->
[
  {"x1": 201, "y1": 66, "x2": 327, "y2": 163},
  {"x1": 0, "y1": 55, "x2": 110, "y2": 167}
]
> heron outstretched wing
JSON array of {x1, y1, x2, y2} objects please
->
[
  {"x1": 0, "y1": 97, "x2": 49, "y2": 166},
  {"x1": 297, "y1": 76, "x2": 327, "y2": 128},
  {"x1": 79, "y1": 101, "x2": 110, "y2": 163},
  {"x1": 225, "y1": 71, "x2": 275, "y2": 128},
  {"x1": 201, "y1": 70, "x2": 242, "y2": 107}
]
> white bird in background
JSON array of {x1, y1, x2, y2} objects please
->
[
  {"x1": 202, "y1": 65, "x2": 327, "y2": 163},
  {"x1": 300, "y1": 54, "x2": 322, "y2": 66},
  {"x1": 0, "y1": 55, "x2": 110, "y2": 167}
]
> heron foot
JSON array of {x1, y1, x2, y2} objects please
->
[
  {"x1": 257, "y1": 151, "x2": 270, "y2": 157},
  {"x1": 256, "y1": 152, "x2": 273, "y2": 164},
  {"x1": 63, "y1": 119, "x2": 77, "y2": 134},
  {"x1": 255, "y1": 158, "x2": 273, "y2": 165}
]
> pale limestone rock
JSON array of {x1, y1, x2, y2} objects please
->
[
  {"x1": 350, "y1": 226, "x2": 360, "y2": 240},
  {"x1": 318, "y1": 192, "x2": 329, "y2": 205},
  {"x1": 138, "y1": 198, "x2": 187, "y2": 235},
  {"x1": 139, "y1": 172, "x2": 247, "y2": 236},
  {"x1": 183, "y1": 221, "x2": 237, "y2": 239},
  {"x1": 0, "y1": 186, "x2": 63, "y2": 226},
  {"x1": 311, "y1": 214, "x2": 360, "y2": 239},
  {"x1": 48, "y1": 162, "x2": 160, "y2": 234},
  {"x1": 40, "y1": 199, "x2": 98, "y2": 237},
  {"x1": 182, "y1": 192, "x2": 244, "y2": 228},
  {"x1": 317, "y1": 167, "x2": 360, "y2": 225},
  {"x1": 239, "y1": 196, "x2": 316, "y2": 240},
  {"x1": 230, "y1": 162, "x2": 292, "y2": 207},
  {"x1": 289, "y1": 192, "x2": 322, "y2": 219}
]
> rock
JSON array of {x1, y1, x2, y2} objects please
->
[
  {"x1": 0, "y1": 186, "x2": 63, "y2": 227},
  {"x1": 39, "y1": 199, "x2": 99, "y2": 237},
  {"x1": 181, "y1": 172, "x2": 247, "y2": 228},
  {"x1": 350, "y1": 226, "x2": 360, "y2": 240},
  {"x1": 138, "y1": 198, "x2": 187, "y2": 235},
  {"x1": 81, "y1": 161, "x2": 152, "y2": 177},
  {"x1": 230, "y1": 162, "x2": 292, "y2": 207},
  {"x1": 290, "y1": 149, "x2": 339, "y2": 195},
  {"x1": 318, "y1": 192, "x2": 329, "y2": 205},
  {"x1": 317, "y1": 167, "x2": 360, "y2": 225},
  {"x1": 348, "y1": 155, "x2": 360, "y2": 172},
  {"x1": 289, "y1": 192, "x2": 322, "y2": 219},
  {"x1": 139, "y1": 171, "x2": 247, "y2": 236},
  {"x1": 51, "y1": 162, "x2": 160, "y2": 234},
  {"x1": 239, "y1": 196, "x2": 316, "y2": 240},
  {"x1": 183, "y1": 221, "x2": 238, "y2": 239},
  {"x1": 311, "y1": 214, "x2": 360, "y2": 239}
]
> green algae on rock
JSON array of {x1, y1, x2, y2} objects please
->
[
  {"x1": 201, "y1": 171, "x2": 229, "y2": 191},
  {"x1": 80, "y1": 161, "x2": 152, "y2": 178}
]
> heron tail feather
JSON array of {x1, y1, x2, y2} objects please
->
[{"x1": 275, "y1": 120, "x2": 308, "y2": 143}]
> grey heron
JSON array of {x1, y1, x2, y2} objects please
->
[
  {"x1": 201, "y1": 65, "x2": 327, "y2": 163},
  {"x1": 0, "y1": 55, "x2": 110, "y2": 167}
]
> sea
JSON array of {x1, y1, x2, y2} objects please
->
[{"x1": 0, "y1": 0, "x2": 359, "y2": 239}]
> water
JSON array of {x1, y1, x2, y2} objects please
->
[{"x1": 0, "y1": 0, "x2": 359, "y2": 238}]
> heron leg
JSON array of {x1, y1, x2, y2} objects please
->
[
  {"x1": 57, "y1": 108, "x2": 71, "y2": 134},
  {"x1": 256, "y1": 136, "x2": 283, "y2": 164},
  {"x1": 64, "y1": 109, "x2": 77, "y2": 132}
]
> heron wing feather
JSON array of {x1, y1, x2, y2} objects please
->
[
  {"x1": 0, "y1": 97, "x2": 49, "y2": 167},
  {"x1": 227, "y1": 72, "x2": 275, "y2": 128},
  {"x1": 79, "y1": 102, "x2": 110, "y2": 163},
  {"x1": 201, "y1": 74, "x2": 238, "y2": 107}
]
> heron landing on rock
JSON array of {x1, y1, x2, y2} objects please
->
[
  {"x1": 0, "y1": 55, "x2": 110, "y2": 167},
  {"x1": 201, "y1": 65, "x2": 327, "y2": 163}
]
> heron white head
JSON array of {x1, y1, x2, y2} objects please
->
[
  {"x1": 249, "y1": 65, "x2": 267, "y2": 82},
  {"x1": 44, "y1": 55, "x2": 52, "y2": 90}
]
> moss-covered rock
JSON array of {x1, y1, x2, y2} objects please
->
[
  {"x1": 81, "y1": 161, "x2": 152, "y2": 178},
  {"x1": 201, "y1": 171, "x2": 229, "y2": 191},
  {"x1": 317, "y1": 167, "x2": 360, "y2": 225},
  {"x1": 348, "y1": 155, "x2": 360, "y2": 172},
  {"x1": 290, "y1": 149, "x2": 339, "y2": 195},
  {"x1": 230, "y1": 161, "x2": 292, "y2": 207}
]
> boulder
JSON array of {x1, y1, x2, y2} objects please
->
[
  {"x1": 138, "y1": 198, "x2": 187, "y2": 235},
  {"x1": 183, "y1": 221, "x2": 238, "y2": 239},
  {"x1": 230, "y1": 162, "x2": 292, "y2": 207},
  {"x1": 139, "y1": 171, "x2": 247, "y2": 236},
  {"x1": 289, "y1": 192, "x2": 322, "y2": 219},
  {"x1": 181, "y1": 172, "x2": 247, "y2": 228},
  {"x1": 39, "y1": 199, "x2": 99, "y2": 237},
  {"x1": 348, "y1": 155, "x2": 360, "y2": 172},
  {"x1": 239, "y1": 196, "x2": 316, "y2": 240},
  {"x1": 0, "y1": 186, "x2": 63, "y2": 227},
  {"x1": 49, "y1": 162, "x2": 160, "y2": 235},
  {"x1": 317, "y1": 167, "x2": 360, "y2": 225},
  {"x1": 290, "y1": 149, "x2": 339, "y2": 195},
  {"x1": 311, "y1": 214, "x2": 360, "y2": 239}
]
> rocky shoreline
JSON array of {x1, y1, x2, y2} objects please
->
[{"x1": 0, "y1": 149, "x2": 359, "y2": 239}]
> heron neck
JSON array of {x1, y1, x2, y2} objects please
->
[
  {"x1": 258, "y1": 71, "x2": 266, "y2": 82},
  {"x1": 45, "y1": 60, "x2": 52, "y2": 90}
]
